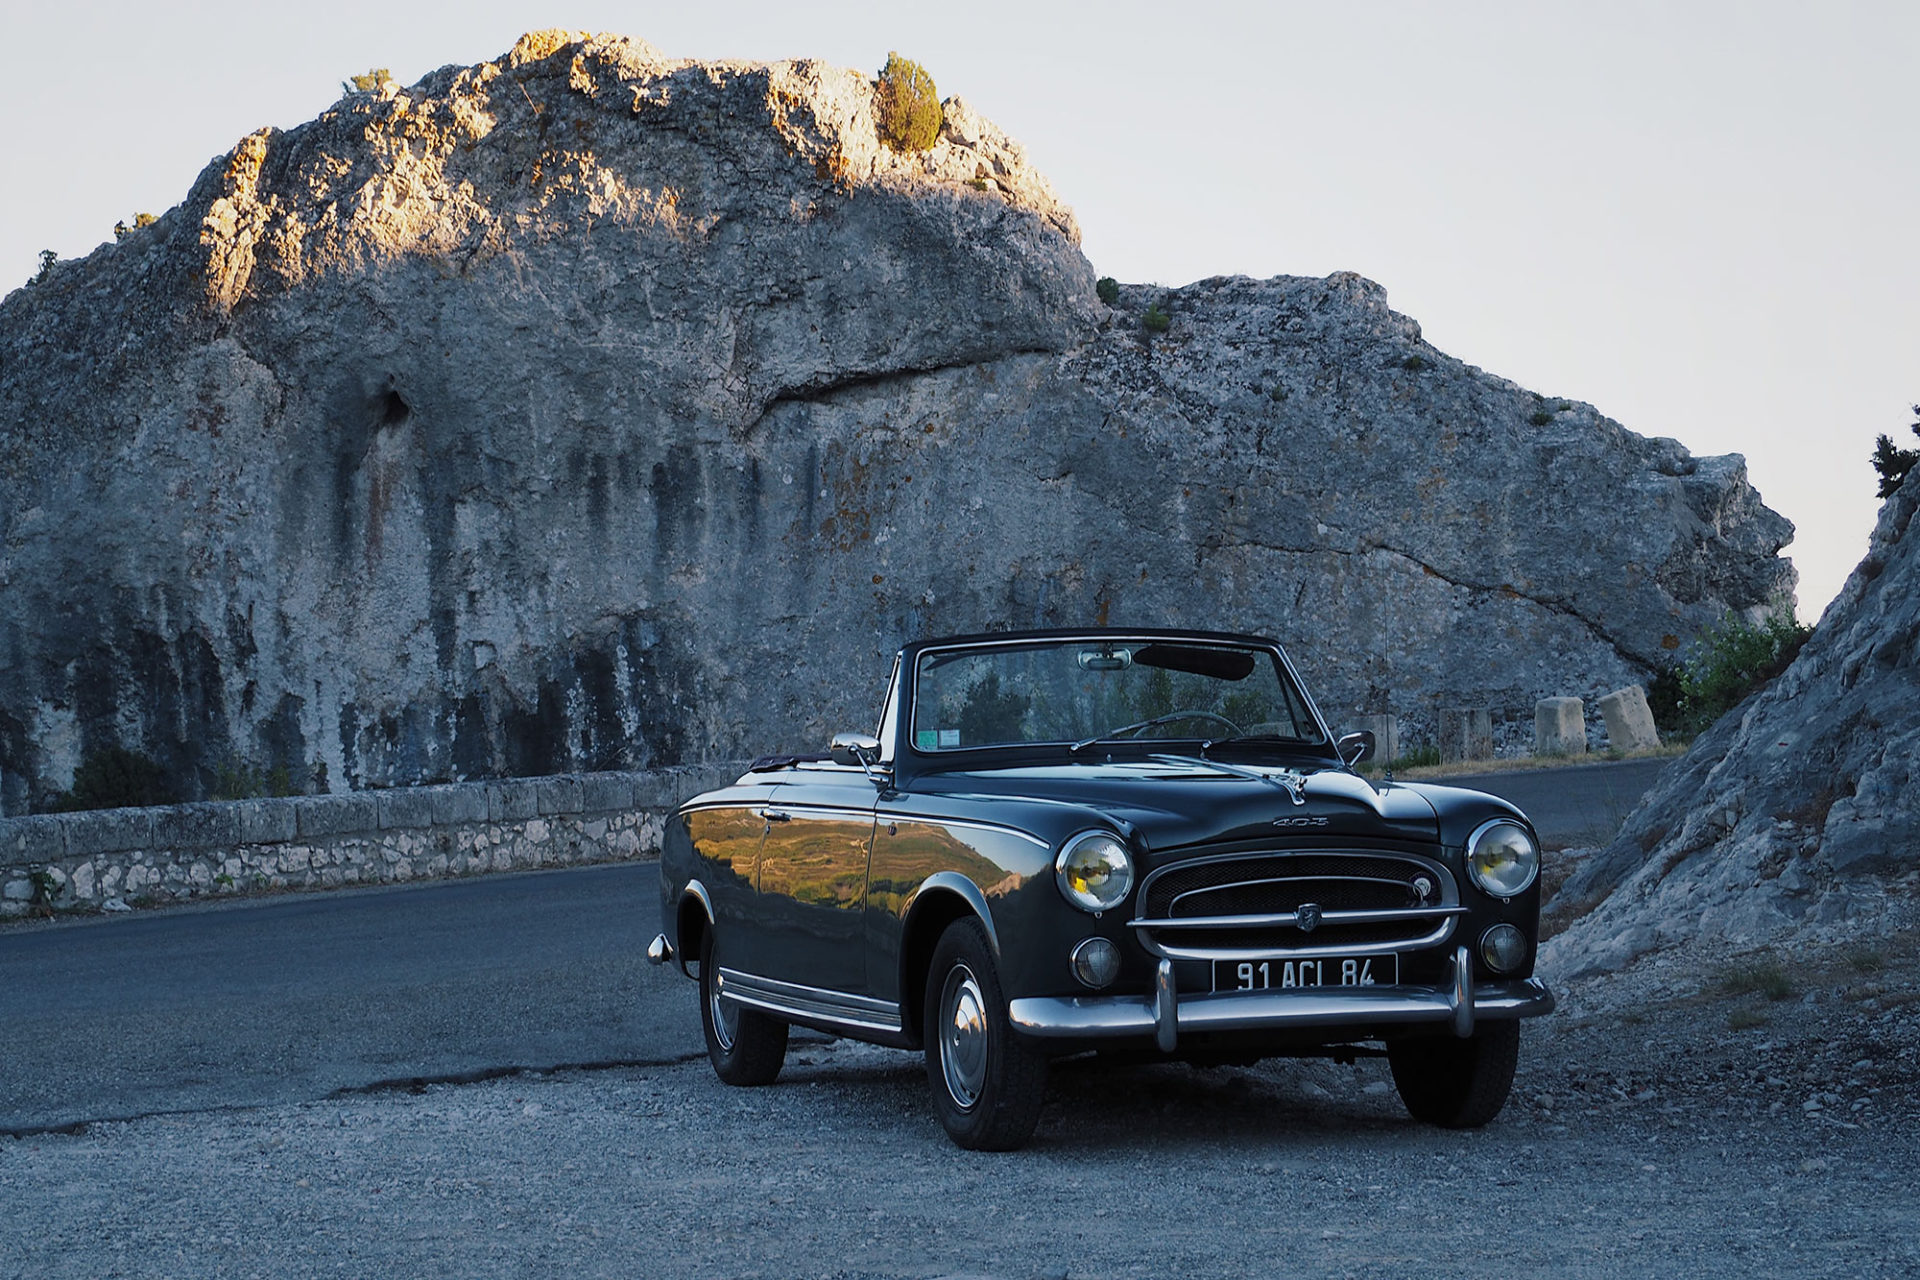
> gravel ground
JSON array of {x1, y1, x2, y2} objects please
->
[{"x1": 4, "y1": 934, "x2": 1916, "y2": 1279}]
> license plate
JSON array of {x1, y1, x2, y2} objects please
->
[{"x1": 1213, "y1": 955, "x2": 1398, "y2": 992}]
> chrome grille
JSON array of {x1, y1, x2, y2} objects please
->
[{"x1": 1130, "y1": 850, "x2": 1461, "y2": 961}]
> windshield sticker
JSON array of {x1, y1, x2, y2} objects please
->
[
  {"x1": 916, "y1": 730, "x2": 938, "y2": 750},
  {"x1": 939, "y1": 728, "x2": 960, "y2": 748}
]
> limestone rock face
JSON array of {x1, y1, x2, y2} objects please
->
[
  {"x1": 0, "y1": 34, "x2": 1793, "y2": 810},
  {"x1": 1546, "y1": 479, "x2": 1920, "y2": 978}
]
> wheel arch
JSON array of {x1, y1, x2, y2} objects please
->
[
  {"x1": 675, "y1": 879, "x2": 716, "y2": 979},
  {"x1": 898, "y1": 872, "x2": 999, "y2": 1048}
]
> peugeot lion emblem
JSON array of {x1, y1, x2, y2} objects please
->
[{"x1": 1296, "y1": 902, "x2": 1322, "y2": 934}]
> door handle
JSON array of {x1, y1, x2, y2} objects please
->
[{"x1": 762, "y1": 810, "x2": 793, "y2": 823}]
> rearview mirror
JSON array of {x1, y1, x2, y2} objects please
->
[{"x1": 1337, "y1": 730, "x2": 1376, "y2": 766}]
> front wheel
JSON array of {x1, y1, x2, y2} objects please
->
[
  {"x1": 1387, "y1": 1021, "x2": 1519, "y2": 1128},
  {"x1": 923, "y1": 918, "x2": 1048, "y2": 1151},
  {"x1": 699, "y1": 929, "x2": 788, "y2": 1086}
]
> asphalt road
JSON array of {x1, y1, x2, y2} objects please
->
[{"x1": 0, "y1": 759, "x2": 1666, "y2": 1135}]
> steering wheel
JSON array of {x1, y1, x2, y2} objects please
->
[{"x1": 1118, "y1": 709, "x2": 1244, "y2": 739}]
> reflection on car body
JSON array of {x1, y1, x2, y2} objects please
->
[{"x1": 650, "y1": 628, "x2": 1554, "y2": 1150}]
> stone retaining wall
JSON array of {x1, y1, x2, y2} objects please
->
[{"x1": 0, "y1": 764, "x2": 748, "y2": 918}]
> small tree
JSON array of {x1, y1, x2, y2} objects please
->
[
  {"x1": 875, "y1": 52, "x2": 942, "y2": 152},
  {"x1": 1871, "y1": 404, "x2": 1920, "y2": 499},
  {"x1": 1096, "y1": 277, "x2": 1120, "y2": 305},
  {"x1": 30, "y1": 249, "x2": 56, "y2": 284},
  {"x1": 343, "y1": 67, "x2": 391, "y2": 95}
]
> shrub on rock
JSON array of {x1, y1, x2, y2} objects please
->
[{"x1": 876, "y1": 52, "x2": 942, "y2": 152}]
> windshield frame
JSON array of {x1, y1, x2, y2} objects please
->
[{"x1": 894, "y1": 629, "x2": 1338, "y2": 778}]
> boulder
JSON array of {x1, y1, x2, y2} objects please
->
[
  {"x1": 1546, "y1": 479, "x2": 1920, "y2": 978},
  {"x1": 1535, "y1": 697, "x2": 1587, "y2": 756},
  {"x1": 0, "y1": 33, "x2": 1795, "y2": 810}
]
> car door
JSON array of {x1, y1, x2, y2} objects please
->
[{"x1": 745, "y1": 766, "x2": 879, "y2": 997}]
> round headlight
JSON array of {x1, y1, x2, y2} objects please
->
[
  {"x1": 1055, "y1": 831, "x2": 1134, "y2": 913},
  {"x1": 1467, "y1": 819, "x2": 1539, "y2": 898}
]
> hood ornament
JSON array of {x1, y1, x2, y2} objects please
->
[{"x1": 1272, "y1": 770, "x2": 1308, "y2": 806}]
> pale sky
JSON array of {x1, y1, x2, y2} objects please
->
[{"x1": 4, "y1": 1, "x2": 1913, "y2": 623}]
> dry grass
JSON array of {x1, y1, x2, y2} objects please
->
[{"x1": 1367, "y1": 741, "x2": 1690, "y2": 781}]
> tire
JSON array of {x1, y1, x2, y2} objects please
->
[
  {"x1": 698, "y1": 929, "x2": 788, "y2": 1087},
  {"x1": 1387, "y1": 1021, "x2": 1520, "y2": 1128},
  {"x1": 923, "y1": 918, "x2": 1048, "y2": 1151}
]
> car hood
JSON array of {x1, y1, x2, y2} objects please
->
[{"x1": 911, "y1": 757, "x2": 1439, "y2": 852}]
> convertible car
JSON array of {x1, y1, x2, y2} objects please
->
[{"x1": 649, "y1": 628, "x2": 1554, "y2": 1149}]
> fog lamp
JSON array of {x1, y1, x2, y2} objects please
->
[
  {"x1": 1071, "y1": 938, "x2": 1122, "y2": 989},
  {"x1": 1480, "y1": 923, "x2": 1528, "y2": 973}
]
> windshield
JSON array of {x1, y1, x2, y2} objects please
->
[{"x1": 910, "y1": 639, "x2": 1325, "y2": 753}]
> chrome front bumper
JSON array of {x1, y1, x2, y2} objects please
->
[{"x1": 1007, "y1": 947, "x2": 1554, "y2": 1052}]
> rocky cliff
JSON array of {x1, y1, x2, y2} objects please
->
[
  {"x1": 0, "y1": 32, "x2": 1794, "y2": 810},
  {"x1": 1546, "y1": 476, "x2": 1920, "y2": 978}
]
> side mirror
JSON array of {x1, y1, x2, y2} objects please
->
[
  {"x1": 829, "y1": 732, "x2": 882, "y2": 768},
  {"x1": 1337, "y1": 730, "x2": 1376, "y2": 767}
]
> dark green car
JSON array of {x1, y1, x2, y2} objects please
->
[{"x1": 650, "y1": 628, "x2": 1554, "y2": 1149}]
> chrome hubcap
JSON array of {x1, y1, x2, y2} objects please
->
[
  {"x1": 940, "y1": 964, "x2": 989, "y2": 1110},
  {"x1": 709, "y1": 972, "x2": 739, "y2": 1052}
]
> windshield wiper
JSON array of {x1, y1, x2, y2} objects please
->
[{"x1": 1070, "y1": 712, "x2": 1199, "y2": 753}]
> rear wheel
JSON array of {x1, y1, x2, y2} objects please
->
[
  {"x1": 923, "y1": 918, "x2": 1048, "y2": 1150},
  {"x1": 1387, "y1": 1021, "x2": 1519, "y2": 1128},
  {"x1": 699, "y1": 929, "x2": 788, "y2": 1086}
]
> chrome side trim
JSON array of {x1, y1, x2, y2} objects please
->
[
  {"x1": 716, "y1": 967, "x2": 903, "y2": 1035},
  {"x1": 1007, "y1": 977, "x2": 1555, "y2": 1040},
  {"x1": 879, "y1": 813, "x2": 1053, "y2": 850},
  {"x1": 755, "y1": 803, "x2": 878, "y2": 822}
]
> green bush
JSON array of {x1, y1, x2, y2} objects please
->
[
  {"x1": 875, "y1": 53, "x2": 942, "y2": 152},
  {"x1": 30, "y1": 249, "x2": 56, "y2": 285},
  {"x1": 1527, "y1": 410, "x2": 1552, "y2": 426},
  {"x1": 1651, "y1": 603, "x2": 1812, "y2": 736},
  {"x1": 342, "y1": 68, "x2": 391, "y2": 96},
  {"x1": 48, "y1": 746, "x2": 173, "y2": 812},
  {"x1": 1870, "y1": 404, "x2": 1920, "y2": 499},
  {"x1": 1142, "y1": 303, "x2": 1171, "y2": 334},
  {"x1": 1096, "y1": 277, "x2": 1120, "y2": 305},
  {"x1": 1401, "y1": 354, "x2": 1429, "y2": 371}
]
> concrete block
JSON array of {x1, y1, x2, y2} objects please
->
[
  {"x1": 1534, "y1": 697, "x2": 1587, "y2": 757},
  {"x1": 580, "y1": 773, "x2": 635, "y2": 814},
  {"x1": 64, "y1": 807, "x2": 157, "y2": 856},
  {"x1": 488, "y1": 780, "x2": 539, "y2": 824},
  {"x1": 1437, "y1": 707, "x2": 1493, "y2": 763},
  {"x1": 535, "y1": 775, "x2": 584, "y2": 816},
  {"x1": 0, "y1": 814, "x2": 66, "y2": 862},
  {"x1": 238, "y1": 797, "x2": 299, "y2": 845},
  {"x1": 376, "y1": 788, "x2": 436, "y2": 830},
  {"x1": 296, "y1": 793, "x2": 380, "y2": 839},
  {"x1": 1599, "y1": 685, "x2": 1661, "y2": 752},
  {"x1": 1350, "y1": 715, "x2": 1399, "y2": 765},
  {"x1": 153, "y1": 802, "x2": 241, "y2": 851},
  {"x1": 428, "y1": 784, "x2": 490, "y2": 826}
]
